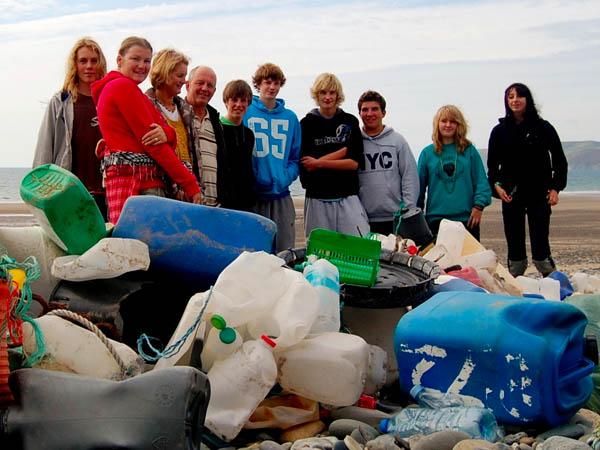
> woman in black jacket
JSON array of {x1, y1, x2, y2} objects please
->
[{"x1": 487, "y1": 83, "x2": 568, "y2": 277}]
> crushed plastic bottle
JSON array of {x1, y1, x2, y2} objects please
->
[
  {"x1": 379, "y1": 406, "x2": 500, "y2": 442},
  {"x1": 410, "y1": 384, "x2": 484, "y2": 408},
  {"x1": 205, "y1": 335, "x2": 277, "y2": 441},
  {"x1": 303, "y1": 257, "x2": 341, "y2": 335}
]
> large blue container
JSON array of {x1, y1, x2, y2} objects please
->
[
  {"x1": 394, "y1": 291, "x2": 594, "y2": 426},
  {"x1": 113, "y1": 196, "x2": 277, "y2": 287}
]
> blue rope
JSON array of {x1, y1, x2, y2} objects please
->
[{"x1": 137, "y1": 286, "x2": 213, "y2": 362}]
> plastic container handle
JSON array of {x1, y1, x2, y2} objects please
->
[{"x1": 558, "y1": 358, "x2": 595, "y2": 388}]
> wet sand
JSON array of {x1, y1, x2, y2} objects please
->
[
  {"x1": 293, "y1": 193, "x2": 600, "y2": 275},
  {"x1": 2, "y1": 194, "x2": 598, "y2": 275}
]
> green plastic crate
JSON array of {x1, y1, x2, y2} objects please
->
[{"x1": 306, "y1": 228, "x2": 381, "y2": 287}]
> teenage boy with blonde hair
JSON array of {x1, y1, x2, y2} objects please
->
[{"x1": 244, "y1": 63, "x2": 301, "y2": 252}]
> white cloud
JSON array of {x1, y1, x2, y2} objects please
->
[
  {"x1": 0, "y1": 0, "x2": 56, "y2": 21},
  {"x1": 0, "y1": 0, "x2": 599, "y2": 166}
]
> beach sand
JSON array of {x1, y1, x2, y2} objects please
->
[
  {"x1": 293, "y1": 192, "x2": 600, "y2": 276},
  {"x1": 2, "y1": 193, "x2": 598, "y2": 275}
]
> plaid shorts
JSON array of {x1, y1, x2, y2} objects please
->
[{"x1": 105, "y1": 165, "x2": 165, "y2": 224}]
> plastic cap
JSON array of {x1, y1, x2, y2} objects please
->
[
  {"x1": 260, "y1": 335, "x2": 276, "y2": 348},
  {"x1": 219, "y1": 327, "x2": 237, "y2": 344},
  {"x1": 355, "y1": 394, "x2": 376, "y2": 409},
  {"x1": 379, "y1": 418, "x2": 389, "y2": 433},
  {"x1": 210, "y1": 314, "x2": 227, "y2": 330},
  {"x1": 409, "y1": 384, "x2": 424, "y2": 399}
]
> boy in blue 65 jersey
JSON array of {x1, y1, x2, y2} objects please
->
[{"x1": 244, "y1": 63, "x2": 301, "y2": 252}]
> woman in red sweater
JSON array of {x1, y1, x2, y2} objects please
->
[{"x1": 92, "y1": 36, "x2": 201, "y2": 223}]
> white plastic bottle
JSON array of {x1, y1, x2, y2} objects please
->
[
  {"x1": 205, "y1": 335, "x2": 277, "y2": 441},
  {"x1": 200, "y1": 315, "x2": 243, "y2": 372},
  {"x1": 379, "y1": 406, "x2": 499, "y2": 442},
  {"x1": 276, "y1": 332, "x2": 381, "y2": 406},
  {"x1": 410, "y1": 384, "x2": 484, "y2": 408},
  {"x1": 303, "y1": 258, "x2": 341, "y2": 335}
]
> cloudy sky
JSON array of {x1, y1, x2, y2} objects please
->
[{"x1": 1, "y1": 0, "x2": 599, "y2": 167}]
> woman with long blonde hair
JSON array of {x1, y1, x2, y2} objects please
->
[
  {"x1": 417, "y1": 105, "x2": 491, "y2": 240},
  {"x1": 33, "y1": 37, "x2": 108, "y2": 218}
]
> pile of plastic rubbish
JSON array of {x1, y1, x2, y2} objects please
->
[{"x1": 1, "y1": 165, "x2": 600, "y2": 450}]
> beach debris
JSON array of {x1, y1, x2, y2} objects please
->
[{"x1": 51, "y1": 237, "x2": 150, "y2": 281}]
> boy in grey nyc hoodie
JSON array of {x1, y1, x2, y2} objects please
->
[{"x1": 357, "y1": 91, "x2": 419, "y2": 235}]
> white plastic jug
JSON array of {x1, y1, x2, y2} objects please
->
[
  {"x1": 456, "y1": 250, "x2": 497, "y2": 270},
  {"x1": 51, "y1": 237, "x2": 150, "y2": 281},
  {"x1": 205, "y1": 335, "x2": 277, "y2": 441},
  {"x1": 303, "y1": 258, "x2": 340, "y2": 336},
  {"x1": 245, "y1": 268, "x2": 319, "y2": 349},
  {"x1": 204, "y1": 251, "x2": 297, "y2": 328},
  {"x1": 200, "y1": 315, "x2": 243, "y2": 372},
  {"x1": 154, "y1": 291, "x2": 208, "y2": 370},
  {"x1": 22, "y1": 315, "x2": 143, "y2": 380},
  {"x1": 435, "y1": 220, "x2": 466, "y2": 267},
  {"x1": 539, "y1": 277, "x2": 561, "y2": 301},
  {"x1": 516, "y1": 276, "x2": 541, "y2": 296},
  {"x1": 276, "y1": 332, "x2": 372, "y2": 406}
]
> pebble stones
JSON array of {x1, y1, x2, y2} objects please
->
[
  {"x1": 536, "y1": 423, "x2": 587, "y2": 442},
  {"x1": 408, "y1": 430, "x2": 470, "y2": 450},
  {"x1": 290, "y1": 436, "x2": 338, "y2": 450},
  {"x1": 575, "y1": 408, "x2": 600, "y2": 428},
  {"x1": 538, "y1": 436, "x2": 591, "y2": 449},
  {"x1": 282, "y1": 421, "x2": 327, "y2": 444},
  {"x1": 260, "y1": 441, "x2": 286, "y2": 450},
  {"x1": 365, "y1": 434, "x2": 410, "y2": 450},
  {"x1": 329, "y1": 420, "x2": 379, "y2": 441},
  {"x1": 451, "y1": 439, "x2": 509, "y2": 450}
]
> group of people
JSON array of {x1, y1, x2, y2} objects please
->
[{"x1": 33, "y1": 36, "x2": 568, "y2": 277}]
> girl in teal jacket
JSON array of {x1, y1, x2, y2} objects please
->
[{"x1": 417, "y1": 105, "x2": 491, "y2": 241}]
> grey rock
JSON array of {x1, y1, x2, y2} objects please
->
[
  {"x1": 350, "y1": 425, "x2": 380, "y2": 445},
  {"x1": 260, "y1": 441, "x2": 285, "y2": 450},
  {"x1": 330, "y1": 407, "x2": 392, "y2": 429},
  {"x1": 344, "y1": 435, "x2": 364, "y2": 450},
  {"x1": 411, "y1": 430, "x2": 470, "y2": 450},
  {"x1": 334, "y1": 441, "x2": 349, "y2": 450},
  {"x1": 329, "y1": 420, "x2": 377, "y2": 440},
  {"x1": 518, "y1": 445, "x2": 533, "y2": 450},
  {"x1": 365, "y1": 434, "x2": 404, "y2": 450},
  {"x1": 502, "y1": 433, "x2": 528, "y2": 445},
  {"x1": 539, "y1": 435, "x2": 591, "y2": 449},
  {"x1": 291, "y1": 437, "x2": 338, "y2": 450},
  {"x1": 451, "y1": 439, "x2": 497, "y2": 449},
  {"x1": 491, "y1": 444, "x2": 511, "y2": 449},
  {"x1": 282, "y1": 444, "x2": 293, "y2": 450},
  {"x1": 536, "y1": 424, "x2": 587, "y2": 441}
]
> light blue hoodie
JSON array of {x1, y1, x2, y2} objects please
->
[{"x1": 244, "y1": 95, "x2": 301, "y2": 199}]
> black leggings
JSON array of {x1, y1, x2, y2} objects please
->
[{"x1": 501, "y1": 197, "x2": 552, "y2": 261}]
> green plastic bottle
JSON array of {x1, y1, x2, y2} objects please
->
[{"x1": 20, "y1": 164, "x2": 106, "y2": 255}]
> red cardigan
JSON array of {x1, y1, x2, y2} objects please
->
[{"x1": 92, "y1": 71, "x2": 199, "y2": 197}]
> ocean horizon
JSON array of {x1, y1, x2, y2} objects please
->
[{"x1": 2, "y1": 166, "x2": 599, "y2": 203}]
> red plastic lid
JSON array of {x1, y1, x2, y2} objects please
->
[
  {"x1": 355, "y1": 394, "x2": 376, "y2": 409},
  {"x1": 260, "y1": 335, "x2": 277, "y2": 348}
]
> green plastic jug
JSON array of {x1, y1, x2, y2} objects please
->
[{"x1": 20, "y1": 164, "x2": 106, "y2": 255}]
